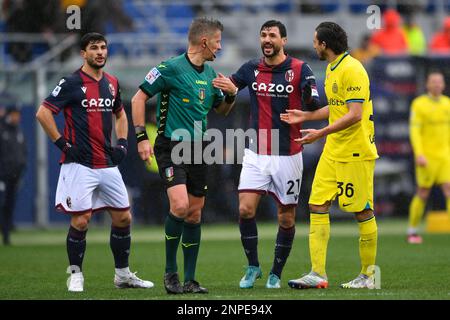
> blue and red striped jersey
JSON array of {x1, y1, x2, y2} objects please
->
[
  {"x1": 231, "y1": 56, "x2": 320, "y2": 155},
  {"x1": 43, "y1": 68, "x2": 124, "y2": 169}
]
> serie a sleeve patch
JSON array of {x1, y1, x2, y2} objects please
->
[{"x1": 145, "y1": 67, "x2": 161, "y2": 85}]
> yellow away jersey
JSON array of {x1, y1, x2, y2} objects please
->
[
  {"x1": 409, "y1": 94, "x2": 450, "y2": 160},
  {"x1": 323, "y1": 52, "x2": 378, "y2": 162}
]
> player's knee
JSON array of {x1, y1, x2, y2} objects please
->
[
  {"x1": 277, "y1": 208, "x2": 295, "y2": 228},
  {"x1": 71, "y1": 213, "x2": 91, "y2": 230},
  {"x1": 441, "y1": 184, "x2": 450, "y2": 198},
  {"x1": 170, "y1": 201, "x2": 189, "y2": 218},
  {"x1": 354, "y1": 209, "x2": 374, "y2": 222},
  {"x1": 278, "y1": 215, "x2": 295, "y2": 229},
  {"x1": 239, "y1": 203, "x2": 256, "y2": 219},
  {"x1": 185, "y1": 209, "x2": 202, "y2": 224},
  {"x1": 113, "y1": 212, "x2": 132, "y2": 227},
  {"x1": 309, "y1": 203, "x2": 330, "y2": 214},
  {"x1": 416, "y1": 188, "x2": 430, "y2": 200}
]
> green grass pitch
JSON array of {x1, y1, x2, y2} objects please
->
[{"x1": 1, "y1": 218, "x2": 450, "y2": 300}]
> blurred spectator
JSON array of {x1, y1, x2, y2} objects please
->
[
  {"x1": 351, "y1": 34, "x2": 381, "y2": 64},
  {"x1": 3, "y1": 0, "x2": 64, "y2": 63},
  {"x1": 402, "y1": 13, "x2": 426, "y2": 56},
  {"x1": 0, "y1": 104, "x2": 27, "y2": 245},
  {"x1": 429, "y1": 17, "x2": 450, "y2": 54},
  {"x1": 61, "y1": 0, "x2": 134, "y2": 35},
  {"x1": 370, "y1": 9, "x2": 408, "y2": 55},
  {"x1": 299, "y1": 3, "x2": 323, "y2": 13}
]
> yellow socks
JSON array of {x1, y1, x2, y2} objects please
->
[
  {"x1": 408, "y1": 196, "x2": 426, "y2": 233},
  {"x1": 358, "y1": 216, "x2": 378, "y2": 276},
  {"x1": 309, "y1": 213, "x2": 330, "y2": 277}
]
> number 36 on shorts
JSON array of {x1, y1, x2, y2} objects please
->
[{"x1": 309, "y1": 156, "x2": 375, "y2": 213}]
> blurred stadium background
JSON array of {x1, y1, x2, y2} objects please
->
[{"x1": 0, "y1": 0, "x2": 449, "y2": 230}]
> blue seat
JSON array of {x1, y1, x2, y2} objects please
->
[{"x1": 164, "y1": 4, "x2": 194, "y2": 34}]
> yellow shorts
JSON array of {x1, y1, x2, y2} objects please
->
[
  {"x1": 415, "y1": 157, "x2": 450, "y2": 188},
  {"x1": 309, "y1": 155, "x2": 375, "y2": 213}
]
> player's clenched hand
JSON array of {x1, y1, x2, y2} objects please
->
[
  {"x1": 295, "y1": 129, "x2": 324, "y2": 145},
  {"x1": 138, "y1": 140, "x2": 154, "y2": 165},
  {"x1": 280, "y1": 109, "x2": 308, "y2": 124},
  {"x1": 111, "y1": 138, "x2": 128, "y2": 165},
  {"x1": 416, "y1": 155, "x2": 427, "y2": 167},
  {"x1": 212, "y1": 73, "x2": 237, "y2": 96},
  {"x1": 54, "y1": 136, "x2": 82, "y2": 162}
]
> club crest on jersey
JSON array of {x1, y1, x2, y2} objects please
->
[
  {"x1": 165, "y1": 167, "x2": 174, "y2": 182},
  {"x1": 285, "y1": 69, "x2": 294, "y2": 82},
  {"x1": 199, "y1": 88, "x2": 205, "y2": 101},
  {"x1": 108, "y1": 83, "x2": 115, "y2": 96},
  {"x1": 332, "y1": 81, "x2": 339, "y2": 94},
  {"x1": 66, "y1": 197, "x2": 72, "y2": 209}
]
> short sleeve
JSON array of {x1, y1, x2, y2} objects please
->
[
  {"x1": 343, "y1": 67, "x2": 369, "y2": 104},
  {"x1": 139, "y1": 63, "x2": 171, "y2": 97},
  {"x1": 210, "y1": 68, "x2": 224, "y2": 108},
  {"x1": 43, "y1": 78, "x2": 72, "y2": 114},
  {"x1": 212, "y1": 86, "x2": 225, "y2": 109},
  {"x1": 230, "y1": 63, "x2": 249, "y2": 90},
  {"x1": 300, "y1": 62, "x2": 320, "y2": 110},
  {"x1": 113, "y1": 81, "x2": 123, "y2": 114}
]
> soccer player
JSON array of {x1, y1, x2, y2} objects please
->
[
  {"x1": 131, "y1": 18, "x2": 236, "y2": 294},
  {"x1": 281, "y1": 22, "x2": 379, "y2": 289},
  {"x1": 212, "y1": 20, "x2": 320, "y2": 289},
  {"x1": 407, "y1": 71, "x2": 450, "y2": 244},
  {"x1": 36, "y1": 33, "x2": 154, "y2": 292}
]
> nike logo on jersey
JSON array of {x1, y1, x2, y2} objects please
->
[{"x1": 342, "y1": 203, "x2": 352, "y2": 207}]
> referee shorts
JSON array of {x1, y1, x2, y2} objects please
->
[{"x1": 154, "y1": 135, "x2": 207, "y2": 197}]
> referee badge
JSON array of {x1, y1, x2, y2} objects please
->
[
  {"x1": 332, "y1": 81, "x2": 338, "y2": 94},
  {"x1": 199, "y1": 88, "x2": 205, "y2": 101},
  {"x1": 165, "y1": 167, "x2": 174, "y2": 182}
]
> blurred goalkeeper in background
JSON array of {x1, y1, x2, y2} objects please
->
[{"x1": 407, "y1": 71, "x2": 450, "y2": 244}]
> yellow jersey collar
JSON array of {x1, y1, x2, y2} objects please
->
[{"x1": 330, "y1": 52, "x2": 349, "y2": 71}]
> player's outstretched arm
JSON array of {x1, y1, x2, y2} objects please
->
[
  {"x1": 295, "y1": 102, "x2": 361, "y2": 145},
  {"x1": 280, "y1": 106, "x2": 329, "y2": 124},
  {"x1": 131, "y1": 89, "x2": 153, "y2": 165}
]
